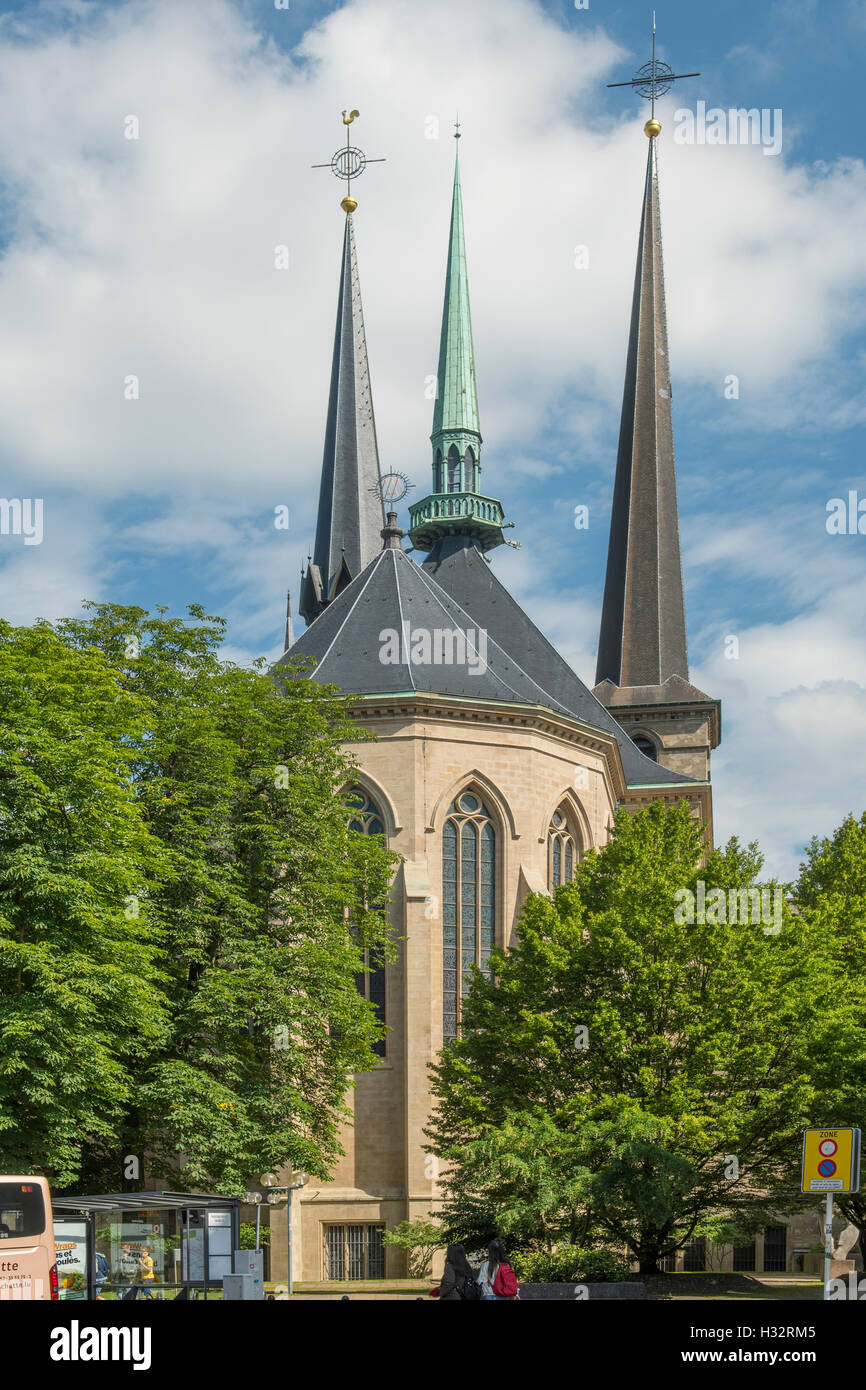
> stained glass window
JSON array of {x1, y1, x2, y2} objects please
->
[
  {"x1": 345, "y1": 785, "x2": 387, "y2": 1059},
  {"x1": 443, "y1": 792, "x2": 496, "y2": 1042},
  {"x1": 548, "y1": 806, "x2": 579, "y2": 890}
]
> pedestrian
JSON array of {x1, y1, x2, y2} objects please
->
[
  {"x1": 94, "y1": 1249, "x2": 110, "y2": 1300},
  {"x1": 138, "y1": 1245, "x2": 155, "y2": 1299},
  {"x1": 477, "y1": 1240, "x2": 519, "y2": 1301},
  {"x1": 438, "y1": 1244, "x2": 480, "y2": 1301}
]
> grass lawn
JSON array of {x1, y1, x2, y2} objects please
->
[{"x1": 644, "y1": 1273, "x2": 824, "y2": 1301}]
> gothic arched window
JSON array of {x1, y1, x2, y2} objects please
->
[
  {"x1": 346, "y1": 785, "x2": 387, "y2": 1058},
  {"x1": 548, "y1": 806, "x2": 579, "y2": 891},
  {"x1": 632, "y1": 735, "x2": 658, "y2": 761},
  {"x1": 435, "y1": 448, "x2": 443, "y2": 493},
  {"x1": 465, "y1": 445, "x2": 477, "y2": 491},
  {"x1": 442, "y1": 791, "x2": 495, "y2": 1042},
  {"x1": 447, "y1": 445, "x2": 461, "y2": 493}
]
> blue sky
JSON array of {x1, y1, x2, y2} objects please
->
[{"x1": 0, "y1": 0, "x2": 864, "y2": 878}]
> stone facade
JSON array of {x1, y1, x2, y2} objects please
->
[{"x1": 269, "y1": 693, "x2": 711, "y2": 1282}]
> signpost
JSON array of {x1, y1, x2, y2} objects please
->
[{"x1": 801, "y1": 1127, "x2": 861, "y2": 1300}]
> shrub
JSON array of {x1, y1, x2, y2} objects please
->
[{"x1": 512, "y1": 1246, "x2": 631, "y2": 1284}]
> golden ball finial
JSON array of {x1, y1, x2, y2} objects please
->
[
  {"x1": 341, "y1": 195, "x2": 358, "y2": 214},
  {"x1": 644, "y1": 118, "x2": 661, "y2": 138}
]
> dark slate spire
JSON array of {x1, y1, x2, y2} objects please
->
[
  {"x1": 283, "y1": 590, "x2": 294, "y2": 651},
  {"x1": 595, "y1": 133, "x2": 689, "y2": 688},
  {"x1": 409, "y1": 130, "x2": 508, "y2": 555},
  {"x1": 300, "y1": 210, "x2": 385, "y2": 625}
]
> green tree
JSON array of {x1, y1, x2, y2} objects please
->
[
  {"x1": 0, "y1": 620, "x2": 167, "y2": 1184},
  {"x1": 6, "y1": 602, "x2": 397, "y2": 1192},
  {"x1": 795, "y1": 812, "x2": 866, "y2": 1260},
  {"x1": 381, "y1": 1219, "x2": 443, "y2": 1277},
  {"x1": 429, "y1": 800, "x2": 831, "y2": 1272}
]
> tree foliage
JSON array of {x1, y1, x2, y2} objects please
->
[
  {"x1": 1, "y1": 604, "x2": 397, "y2": 1192},
  {"x1": 381, "y1": 1219, "x2": 443, "y2": 1277},
  {"x1": 0, "y1": 620, "x2": 167, "y2": 1184},
  {"x1": 795, "y1": 812, "x2": 866, "y2": 1259},
  {"x1": 429, "y1": 800, "x2": 831, "y2": 1271}
]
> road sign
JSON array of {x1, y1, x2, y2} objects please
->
[{"x1": 801, "y1": 1128, "x2": 861, "y2": 1194}]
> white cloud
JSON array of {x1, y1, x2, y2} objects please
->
[
  {"x1": 0, "y1": 0, "x2": 863, "y2": 877},
  {"x1": 0, "y1": 0, "x2": 862, "y2": 502}
]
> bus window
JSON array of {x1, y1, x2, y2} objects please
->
[
  {"x1": 0, "y1": 1182, "x2": 46, "y2": 1238},
  {"x1": 0, "y1": 1177, "x2": 57, "y2": 1301}
]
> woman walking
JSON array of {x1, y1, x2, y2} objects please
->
[
  {"x1": 438, "y1": 1244, "x2": 479, "y2": 1301},
  {"x1": 477, "y1": 1240, "x2": 519, "y2": 1301}
]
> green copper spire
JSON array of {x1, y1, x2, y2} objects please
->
[
  {"x1": 410, "y1": 128, "x2": 507, "y2": 554},
  {"x1": 431, "y1": 137, "x2": 481, "y2": 463}
]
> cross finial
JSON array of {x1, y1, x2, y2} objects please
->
[
  {"x1": 607, "y1": 17, "x2": 700, "y2": 135},
  {"x1": 312, "y1": 109, "x2": 386, "y2": 213}
]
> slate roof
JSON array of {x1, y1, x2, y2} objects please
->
[
  {"x1": 301, "y1": 212, "x2": 384, "y2": 623},
  {"x1": 280, "y1": 535, "x2": 697, "y2": 789},
  {"x1": 596, "y1": 135, "x2": 689, "y2": 689}
]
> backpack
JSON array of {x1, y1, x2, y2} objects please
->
[
  {"x1": 459, "y1": 1273, "x2": 483, "y2": 1301},
  {"x1": 492, "y1": 1262, "x2": 519, "y2": 1299}
]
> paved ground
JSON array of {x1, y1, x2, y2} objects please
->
[{"x1": 267, "y1": 1273, "x2": 829, "y2": 1301}]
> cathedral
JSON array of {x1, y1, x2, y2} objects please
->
[{"x1": 270, "y1": 115, "x2": 722, "y2": 1283}]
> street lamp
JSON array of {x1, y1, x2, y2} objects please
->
[
  {"x1": 261, "y1": 1170, "x2": 308, "y2": 1295},
  {"x1": 243, "y1": 1190, "x2": 263, "y2": 1252}
]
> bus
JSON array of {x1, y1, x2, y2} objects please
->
[{"x1": 0, "y1": 1176, "x2": 58, "y2": 1300}]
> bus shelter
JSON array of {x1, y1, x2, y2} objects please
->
[{"x1": 51, "y1": 1191, "x2": 241, "y2": 1301}]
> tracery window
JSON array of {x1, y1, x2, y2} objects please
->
[
  {"x1": 346, "y1": 786, "x2": 387, "y2": 1059},
  {"x1": 548, "y1": 806, "x2": 579, "y2": 890},
  {"x1": 446, "y1": 444, "x2": 461, "y2": 493},
  {"x1": 632, "y1": 735, "x2": 658, "y2": 761},
  {"x1": 465, "y1": 445, "x2": 477, "y2": 491},
  {"x1": 442, "y1": 792, "x2": 495, "y2": 1042}
]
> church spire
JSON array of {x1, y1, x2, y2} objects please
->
[
  {"x1": 301, "y1": 113, "x2": 386, "y2": 626},
  {"x1": 410, "y1": 127, "x2": 508, "y2": 555},
  {"x1": 595, "y1": 127, "x2": 688, "y2": 688},
  {"x1": 283, "y1": 589, "x2": 294, "y2": 651},
  {"x1": 299, "y1": 207, "x2": 385, "y2": 624},
  {"x1": 431, "y1": 129, "x2": 481, "y2": 474}
]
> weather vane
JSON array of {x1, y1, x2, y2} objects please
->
[
  {"x1": 372, "y1": 471, "x2": 414, "y2": 505},
  {"x1": 606, "y1": 12, "x2": 699, "y2": 137},
  {"x1": 312, "y1": 109, "x2": 386, "y2": 212}
]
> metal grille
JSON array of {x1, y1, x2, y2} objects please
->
[
  {"x1": 682, "y1": 1237, "x2": 706, "y2": 1271},
  {"x1": 325, "y1": 1225, "x2": 345, "y2": 1281},
  {"x1": 348, "y1": 1224, "x2": 365, "y2": 1280},
  {"x1": 367, "y1": 1224, "x2": 385, "y2": 1279},
  {"x1": 763, "y1": 1226, "x2": 787, "y2": 1272},
  {"x1": 732, "y1": 1241, "x2": 756, "y2": 1271},
  {"x1": 324, "y1": 1224, "x2": 386, "y2": 1280}
]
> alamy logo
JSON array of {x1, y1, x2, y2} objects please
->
[
  {"x1": 379, "y1": 621, "x2": 488, "y2": 675},
  {"x1": 674, "y1": 881, "x2": 783, "y2": 935},
  {"x1": 828, "y1": 1273, "x2": 866, "y2": 1300},
  {"x1": 0, "y1": 497, "x2": 43, "y2": 545},
  {"x1": 673, "y1": 102, "x2": 783, "y2": 157},
  {"x1": 50, "y1": 1321, "x2": 152, "y2": 1370}
]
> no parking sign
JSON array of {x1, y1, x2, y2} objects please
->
[{"x1": 801, "y1": 1128, "x2": 861, "y2": 1193}]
